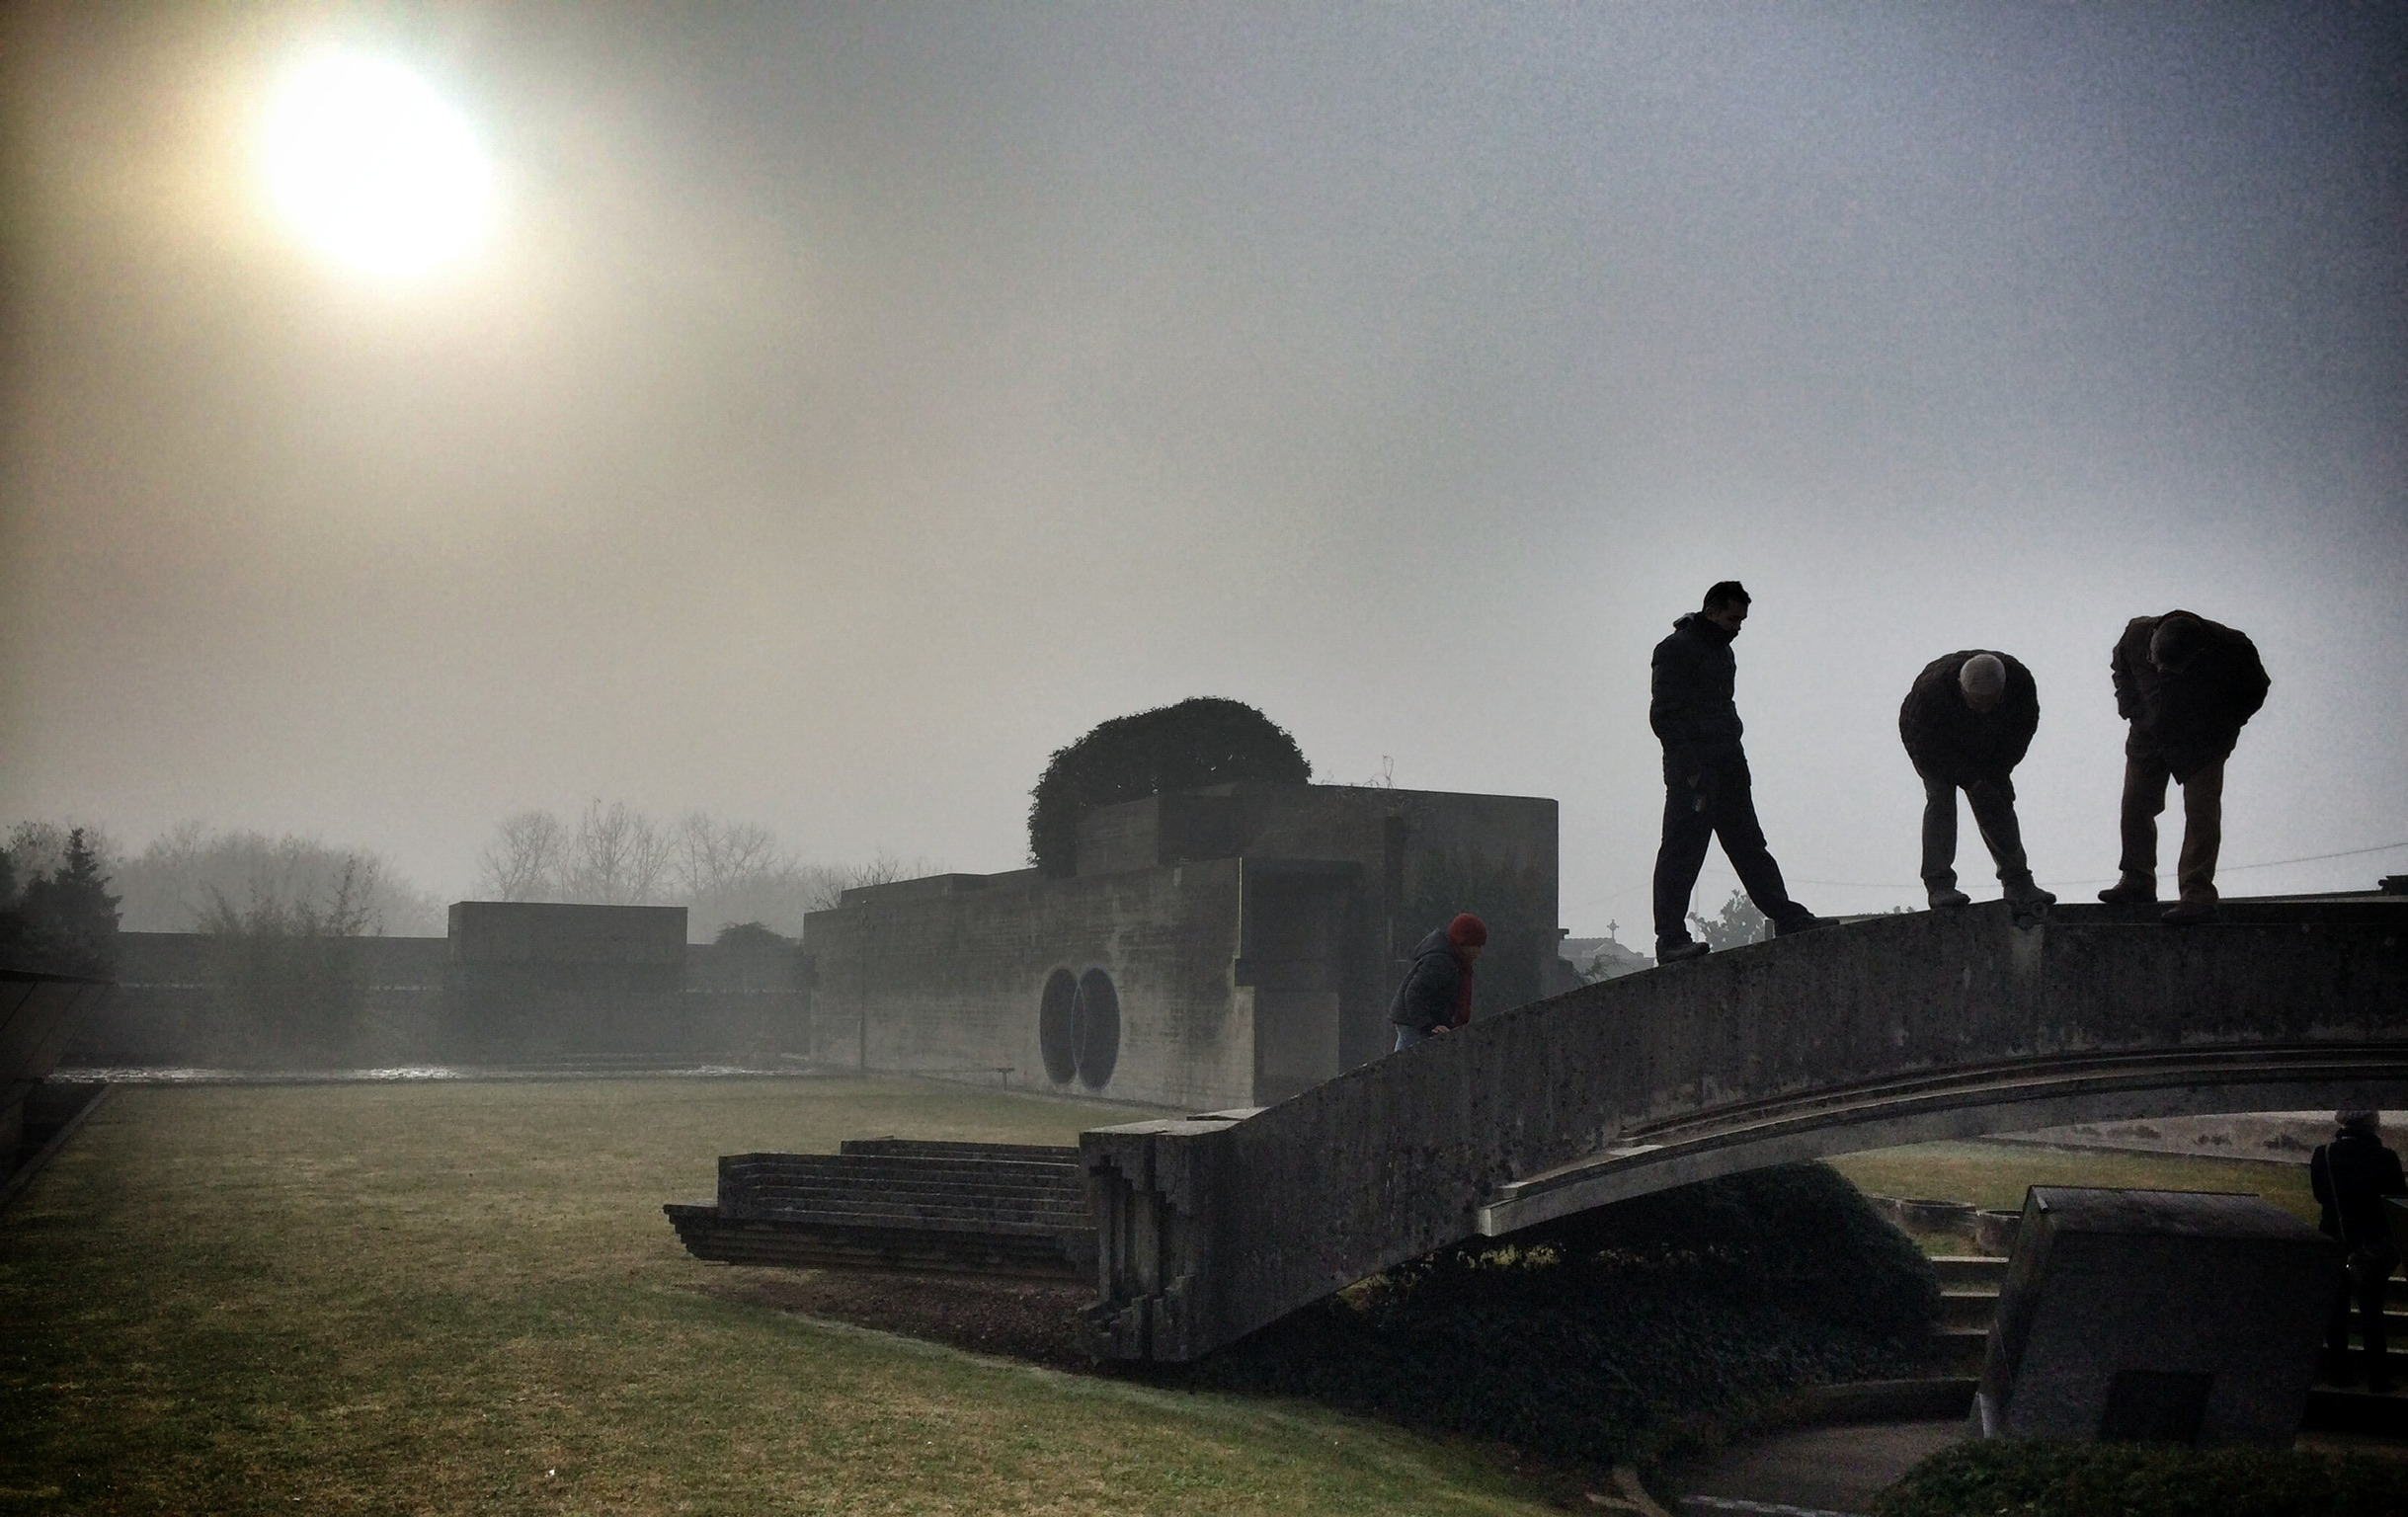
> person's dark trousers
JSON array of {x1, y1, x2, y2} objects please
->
[
  {"x1": 1392, "y1": 1023, "x2": 1434, "y2": 1054},
  {"x1": 1921, "y1": 775, "x2": 2032, "y2": 894},
  {"x1": 2326, "y1": 1247, "x2": 2397, "y2": 1386},
  {"x1": 1653, "y1": 751, "x2": 1806, "y2": 948},
  {"x1": 2117, "y1": 749, "x2": 2225, "y2": 904}
]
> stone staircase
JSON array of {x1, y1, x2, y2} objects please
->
[
  {"x1": 1931, "y1": 1253, "x2": 2004, "y2": 1377},
  {"x1": 664, "y1": 1138, "x2": 1094, "y2": 1280}
]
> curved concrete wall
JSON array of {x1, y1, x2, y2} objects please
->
[{"x1": 1082, "y1": 896, "x2": 2408, "y2": 1361}]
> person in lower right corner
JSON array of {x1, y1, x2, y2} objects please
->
[
  {"x1": 1389, "y1": 913, "x2": 1485, "y2": 1052},
  {"x1": 1896, "y1": 648, "x2": 2055, "y2": 913},
  {"x1": 2311, "y1": 1109, "x2": 2406, "y2": 1393}
]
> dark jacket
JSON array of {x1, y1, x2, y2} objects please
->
[
  {"x1": 2112, "y1": 612, "x2": 2271, "y2": 781},
  {"x1": 2311, "y1": 1130, "x2": 2407, "y2": 1253},
  {"x1": 1388, "y1": 928, "x2": 1472, "y2": 1032},
  {"x1": 1650, "y1": 613, "x2": 1743, "y2": 772},
  {"x1": 1899, "y1": 650, "x2": 2040, "y2": 792}
]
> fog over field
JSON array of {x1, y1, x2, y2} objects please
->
[{"x1": 3, "y1": 4, "x2": 2402, "y2": 933}]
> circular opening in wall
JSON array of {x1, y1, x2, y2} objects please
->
[
  {"x1": 1038, "y1": 967, "x2": 1079, "y2": 1085},
  {"x1": 1072, "y1": 968, "x2": 1121, "y2": 1090}
]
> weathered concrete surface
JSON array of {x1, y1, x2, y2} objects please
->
[
  {"x1": 1083, "y1": 896, "x2": 2408, "y2": 1361},
  {"x1": 1974, "y1": 1187, "x2": 2336, "y2": 1446},
  {"x1": 801, "y1": 780, "x2": 1558, "y2": 1110}
]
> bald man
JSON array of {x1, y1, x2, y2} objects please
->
[{"x1": 1898, "y1": 650, "x2": 2053, "y2": 912}]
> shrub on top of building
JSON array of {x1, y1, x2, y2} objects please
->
[{"x1": 1026, "y1": 697, "x2": 1312, "y2": 877}]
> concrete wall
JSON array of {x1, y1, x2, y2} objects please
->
[
  {"x1": 65, "y1": 913, "x2": 810, "y2": 1068},
  {"x1": 804, "y1": 861, "x2": 1251, "y2": 1108},
  {"x1": 800, "y1": 781, "x2": 1562, "y2": 1110}
]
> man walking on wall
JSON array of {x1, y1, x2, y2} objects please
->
[
  {"x1": 2102, "y1": 609, "x2": 2270, "y2": 924},
  {"x1": 1648, "y1": 582, "x2": 1826, "y2": 964},
  {"x1": 1898, "y1": 650, "x2": 2054, "y2": 912},
  {"x1": 1390, "y1": 914, "x2": 1485, "y2": 1052}
]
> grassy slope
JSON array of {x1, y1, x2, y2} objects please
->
[
  {"x1": 0, "y1": 1078, "x2": 1552, "y2": 1516},
  {"x1": 1823, "y1": 1141, "x2": 2321, "y2": 1231}
]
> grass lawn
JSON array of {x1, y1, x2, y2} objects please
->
[
  {"x1": 1824, "y1": 1141, "x2": 2321, "y2": 1234},
  {"x1": 0, "y1": 1078, "x2": 1557, "y2": 1516}
]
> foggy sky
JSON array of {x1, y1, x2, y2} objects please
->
[{"x1": 4, "y1": 3, "x2": 2404, "y2": 934}]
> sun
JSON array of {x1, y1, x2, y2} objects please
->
[{"x1": 261, "y1": 51, "x2": 495, "y2": 278}]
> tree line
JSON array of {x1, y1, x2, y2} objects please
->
[{"x1": 473, "y1": 801, "x2": 931, "y2": 941}]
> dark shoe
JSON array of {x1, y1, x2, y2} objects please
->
[
  {"x1": 2161, "y1": 899, "x2": 2218, "y2": 925},
  {"x1": 2004, "y1": 881, "x2": 2056, "y2": 912},
  {"x1": 1927, "y1": 888, "x2": 1972, "y2": 910},
  {"x1": 1774, "y1": 914, "x2": 1835, "y2": 936},
  {"x1": 1656, "y1": 940, "x2": 1710, "y2": 965},
  {"x1": 2098, "y1": 877, "x2": 2157, "y2": 905}
]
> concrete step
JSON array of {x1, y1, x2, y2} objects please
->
[
  {"x1": 839, "y1": 1138, "x2": 1079, "y2": 1162},
  {"x1": 1939, "y1": 1289, "x2": 1999, "y2": 1330},
  {"x1": 720, "y1": 1153, "x2": 1083, "y2": 1185},
  {"x1": 721, "y1": 1165, "x2": 1084, "y2": 1208},
  {"x1": 728, "y1": 1186, "x2": 1085, "y2": 1221},
  {"x1": 722, "y1": 1208, "x2": 1084, "y2": 1242},
  {"x1": 726, "y1": 1176, "x2": 1085, "y2": 1212},
  {"x1": 664, "y1": 1203, "x2": 1092, "y2": 1281},
  {"x1": 723, "y1": 1163, "x2": 1084, "y2": 1194},
  {"x1": 727, "y1": 1202, "x2": 1082, "y2": 1238},
  {"x1": 1929, "y1": 1254, "x2": 2008, "y2": 1288}
]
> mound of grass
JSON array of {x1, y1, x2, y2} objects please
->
[
  {"x1": 1170, "y1": 1163, "x2": 1943, "y2": 1469},
  {"x1": 1873, "y1": 1438, "x2": 2402, "y2": 1517}
]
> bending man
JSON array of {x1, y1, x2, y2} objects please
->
[
  {"x1": 2102, "y1": 610, "x2": 2270, "y2": 924},
  {"x1": 1898, "y1": 650, "x2": 2054, "y2": 912},
  {"x1": 1648, "y1": 581, "x2": 1825, "y2": 965}
]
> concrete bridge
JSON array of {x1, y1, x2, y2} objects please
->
[{"x1": 1080, "y1": 894, "x2": 2408, "y2": 1361}]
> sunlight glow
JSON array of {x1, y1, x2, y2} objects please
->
[{"x1": 262, "y1": 51, "x2": 495, "y2": 278}]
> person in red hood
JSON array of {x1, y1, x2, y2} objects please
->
[{"x1": 1389, "y1": 914, "x2": 1486, "y2": 1052}]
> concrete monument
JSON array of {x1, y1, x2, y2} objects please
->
[{"x1": 1973, "y1": 1186, "x2": 2339, "y2": 1446}]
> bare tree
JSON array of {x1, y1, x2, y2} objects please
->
[
  {"x1": 560, "y1": 800, "x2": 673, "y2": 905},
  {"x1": 476, "y1": 811, "x2": 565, "y2": 902},
  {"x1": 799, "y1": 851, "x2": 935, "y2": 913},
  {"x1": 110, "y1": 824, "x2": 437, "y2": 934},
  {"x1": 672, "y1": 812, "x2": 782, "y2": 902}
]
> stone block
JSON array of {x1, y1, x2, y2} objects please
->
[{"x1": 1974, "y1": 1186, "x2": 2341, "y2": 1446}]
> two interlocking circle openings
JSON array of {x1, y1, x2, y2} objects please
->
[{"x1": 1039, "y1": 967, "x2": 1120, "y2": 1090}]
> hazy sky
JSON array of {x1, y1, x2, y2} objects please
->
[{"x1": 5, "y1": 3, "x2": 2403, "y2": 934}]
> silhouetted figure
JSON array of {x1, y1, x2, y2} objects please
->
[
  {"x1": 1648, "y1": 583, "x2": 1825, "y2": 964},
  {"x1": 1389, "y1": 914, "x2": 1485, "y2": 1052},
  {"x1": 2312, "y1": 1110, "x2": 2405, "y2": 1393},
  {"x1": 1898, "y1": 651, "x2": 2053, "y2": 912},
  {"x1": 2101, "y1": 610, "x2": 2270, "y2": 924}
]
